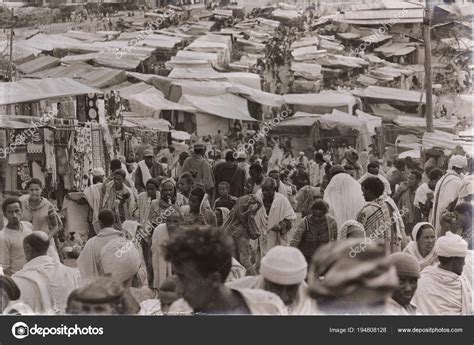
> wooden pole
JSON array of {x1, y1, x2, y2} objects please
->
[
  {"x1": 424, "y1": 1, "x2": 434, "y2": 132},
  {"x1": 8, "y1": 8, "x2": 14, "y2": 82}
]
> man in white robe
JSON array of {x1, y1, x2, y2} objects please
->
[
  {"x1": 76, "y1": 210, "x2": 124, "y2": 281},
  {"x1": 12, "y1": 232, "x2": 81, "y2": 314},
  {"x1": 431, "y1": 155, "x2": 467, "y2": 235},
  {"x1": 254, "y1": 178, "x2": 296, "y2": 261},
  {"x1": 359, "y1": 162, "x2": 391, "y2": 196},
  {"x1": 227, "y1": 246, "x2": 317, "y2": 315},
  {"x1": 412, "y1": 232, "x2": 471, "y2": 315}
]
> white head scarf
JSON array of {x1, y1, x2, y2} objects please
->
[
  {"x1": 323, "y1": 173, "x2": 365, "y2": 230},
  {"x1": 100, "y1": 236, "x2": 141, "y2": 284},
  {"x1": 448, "y1": 155, "x2": 468, "y2": 170},
  {"x1": 260, "y1": 246, "x2": 307, "y2": 285}
]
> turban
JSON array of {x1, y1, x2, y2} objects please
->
[
  {"x1": 411, "y1": 222, "x2": 434, "y2": 242},
  {"x1": 100, "y1": 237, "x2": 141, "y2": 284},
  {"x1": 260, "y1": 246, "x2": 307, "y2": 285},
  {"x1": 92, "y1": 168, "x2": 105, "y2": 177},
  {"x1": 308, "y1": 239, "x2": 398, "y2": 300},
  {"x1": 449, "y1": 155, "x2": 468, "y2": 170},
  {"x1": 389, "y1": 253, "x2": 420, "y2": 278},
  {"x1": 435, "y1": 231, "x2": 468, "y2": 258},
  {"x1": 0, "y1": 275, "x2": 21, "y2": 300}
]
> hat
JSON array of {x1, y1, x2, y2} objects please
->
[
  {"x1": 449, "y1": 155, "x2": 468, "y2": 169},
  {"x1": 260, "y1": 246, "x2": 307, "y2": 285},
  {"x1": 93, "y1": 168, "x2": 105, "y2": 177},
  {"x1": 144, "y1": 149, "x2": 154, "y2": 157},
  {"x1": 193, "y1": 142, "x2": 205, "y2": 150},
  {"x1": 435, "y1": 231, "x2": 468, "y2": 258},
  {"x1": 389, "y1": 253, "x2": 420, "y2": 278},
  {"x1": 299, "y1": 151, "x2": 304, "y2": 156}
]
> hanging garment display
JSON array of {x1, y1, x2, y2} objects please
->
[
  {"x1": 44, "y1": 128, "x2": 57, "y2": 186},
  {"x1": 76, "y1": 95, "x2": 87, "y2": 123},
  {"x1": 72, "y1": 125, "x2": 93, "y2": 190},
  {"x1": 85, "y1": 93, "x2": 99, "y2": 123},
  {"x1": 16, "y1": 163, "x2": 31, "y2": 190}
]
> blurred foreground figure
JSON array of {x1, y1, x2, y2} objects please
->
[
  {"x1": 307, "y1": 239, "x2": 398, "y2": 314},
  {"x1": 67, "y1": 277, "x2": 139, "y2": 315},
  {"x1": 412, "y1": 232, "x2": 471, "y2": 315},
  {"x1": 164, "y1": 226, "x2": 286, "y2": 315}
]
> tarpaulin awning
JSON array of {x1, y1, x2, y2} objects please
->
[
  {"x1": 359, "y1": 34, "x2": 393, "y2": 44},
  {"x1": 274, "y1": 116, "x2": 320, "y2": 127},
  {"x1": 227, "y1": 83, "x2": 284, "y2": 107},
  {"x1": 284, "y1": 93, "x2": 356, "y2": 107},
  {"x1": 179, "y1": 93, "x2": 256, "y2": 121},
  {"x1": 316, "y1": 54, "x2": 368, "y2": 69},
  {"x1": 291, "y1": 36, "x2": 319, "y2": 50},
  {"x1": 272, "y1": 9, "x2": 301, "y2": 22},
  {"x1": 64, "y1": 31, "x2": 108, "y2": 42},
  {"x1": 168, "y1": 64, "x2": 225, "y2": 80},
  {"x1": 356, "y1": 109, "x2": 382, "y2": 136},
  {"x1": 374, "y1": 42, "x2": 417, "y2": 57},
  {"x1": 320, "y1": 110, "x2": 371, "y2": 150},
  {"x1": 17, "y1": 55, "x2": 60, "y2": 75},
  {"x1": 93, "y1": 52, "x2": 143, "y2": 70},
  {"x1": 353, "y1": 86, "x2": 433, "y2": 104},
  {"x1": 292, "y1": 46, "x2": 326, "y2": 61},
  {"x1": 393, "y1": 116, "x2": 458, "y2": 132},
  {"x1": 126, "y1": 88, "x2": 195, "y2": 118},
  {"x1": 123, "y1": 116, "x2": 172, "y2": 131},
  {"x1": 422, "y1": 130, "x2": 472, "y2": 152},
  {"x1": 441, "y1": 37, "x2": 474, "y2": 52},
  {"x1": 0, "y1": 77, "x2": 101, "y2": 105},
  {"x1": 337, "y1": 32, "x2": 361, "y2": 40},
  {"x1": 291, "y1": 62, "x2": 322, "y2": 80}
]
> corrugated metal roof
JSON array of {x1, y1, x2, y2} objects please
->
[{"x1": 17, "y1": 55, "x2": 60, "y2": 75}]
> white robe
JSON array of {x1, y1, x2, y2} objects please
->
[
  {"x1": 431, "y1": 171, "x2": 462, "y2": 234},
  {"x1": 254, "y1": 191, "x2": 296, "y2": 258},
  {"x1": 12, "y1": 255, "x2": 82, "y2": 314},
  {"x1": 412, "y1": 265, "x2": 471, "y2": 315}
]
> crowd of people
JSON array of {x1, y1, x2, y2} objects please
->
[{"x1": 0, "y1": 131, "x2": 472, "y2": 316}]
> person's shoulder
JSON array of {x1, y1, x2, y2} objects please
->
[{"x1": 235, "y1": 288, "x2": 287, "y2": 315}]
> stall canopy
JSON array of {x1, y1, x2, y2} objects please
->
[
  {"x1": 374, "y1": 42, "x2": 418, "y2": 57},
  {"x1": 353, "y1": 86, "x2": 433, "y2": 105},
  {"x1": 392, "y1": 115, "x2": 459, "y2": 134},
  {"x1": 284, "y1": 92, "x2": 356, "y2": 108},
  {"x1": 0, "y1": 77, "x2": 101, "y2": 105},
  {"x1": 320, "y1": 110, "x2": 371, "y2": 150},
  {"x1": 17, "y1": 56, "x2": 60, "y2": 75},
  {"x1": 423, "y1": 130, "x2": 472, "y2": 153},
  {"x1": 356, "y1": 109, "x2": 382, "y2": 136}
]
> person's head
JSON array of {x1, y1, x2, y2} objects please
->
[
  {"x1": 218, "y1": 182, "x2": 230, "y2": 198},
  {"x1": 261, "y1": 177, "x2": 277, "y2": 201},
  {"x1": 329, "y1": 165, "x2": 345, "y2": 180},
  {"x1": 361, "y1": 177, "x2": 384, "y2": 202},
  {"x1": 308, "y1": 239, "x2": 398, "y2": 314},
  {"x1": 311, "y1": 200, "x2": 328, "y2": 220},
  {"x1": 367, "y1": 162, "x2": 379, "y2": 175},
  {"x1": 169, "y1": 146, "x2": 175, "y2": 154},
  {"x1": 110, "y1": 158, "x2": 122, "y2": 173},
  {"x1": 260, "y1": 246, "x2": 307, "y2": 306},
  {"x1": 408, "y1": 170, "x2": 422, "y2": 190},
  {"x1": 23, "y1": 232, "x2": 50, "y2": 262},
  {"x1": 189, "y1": 186, "x2": 206, "y2": 213},
  {"x1": 454, "y1": 202, "x2": 473, "y2": 232},
  {"x1": 193, "y1": 143, "x2": 205, "y2": 156},
  {"x1": 413, "y1": 223, "x2": 436, "y2": 256},
  {"x1": 159, "y1": 276, "x2": 181, "y2": 314},
  {"x1": 92, "y1": 175, "x2": 103, "y2": 184},
  {"x1": 449, "y1": 155, "x2": 468, "y2": 175},
  {"x1": 113, "y1": 169, "x2": 126, "y2": 189},
  {"x1": 179, "y1": 152, "x2": 189, "y2": 165},
  {"x1": 343, "y1": 165, "x2": 355, "y2": 178},
  {"x1": 297, "y1": 162, "x2": 305, "y2": 173},
  {"x1": 98, "y1": 209, "x2": 115, "y2": 228},
  {"x1": 143, "y1": 149, "x2": 155, "y2": 166},
  {"x1": 389, "y1": 253, "x2": 420, "y2": 307},
  {"x1": 314, "y1": 152, "x2": 324, "y2": 164},
  {"x1": 394, "y1": 158, "x2": 406, "y2": 172},
  {"x1": 26, "y1": 178, "x2": 43, "y2": 201},
  {"x1": 225, "y1": 151, "x2": 235, "y2": 162},
  {"x1": 428, "y1": 168, "x2": 444, "y2": 190},
  {"x1": 161, "y1": 179, "x2": 176, "y2": 201},
  {"x1": 165, "y1": 208, "x2": 183, "y2": 235},
  {"x1": 249, "y1": 163, "x2": 263, "y2": 181},
  {"x1": 164, "y1": 226, "x2": 234, "y2": 312},
  {"x1": 435, "y1": 232, "x2": 468, "y2": 275},
  {"x1": 178, "y1": 172, "x2": 194, "y2": 196},
  {"x1": 67, "y1": 278, "x2": 126, "y2": 315},
  {"x1": 268, "y1": 169, "x2": 280, "y2": 182},
  {"x1": 2, "y1": 197, "x2": 22, "y2": 228},
  {"x1": 0, "y1": 275, "x2": 21, "y2": 312}
]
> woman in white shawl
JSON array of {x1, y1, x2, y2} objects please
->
[
  {"x1": 323, "y1": 173, "x2": 365, "y2": 230},
  {"x1": 403, "y1": 222, "x2": 438, "y2": 272}
]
